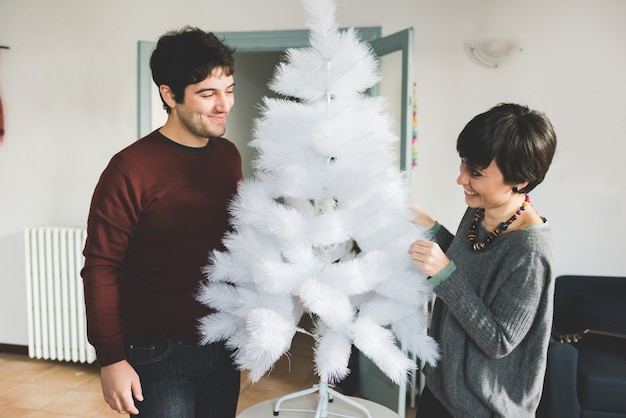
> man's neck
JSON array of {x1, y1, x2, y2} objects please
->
[{"x1": 159, "y1": 123, "x2": 209, "y2": 148}]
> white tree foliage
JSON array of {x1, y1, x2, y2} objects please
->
[{"x1": 197, "y1": 0, "x2": 439, "y2": 387}]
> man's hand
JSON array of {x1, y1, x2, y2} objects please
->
[{"x1": 100, "y1": 360, "x2": 143, "y2": 415}]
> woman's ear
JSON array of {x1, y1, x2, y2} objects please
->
[{"x1": 513, "y1": 181, "x2": 530, "y2": 193}]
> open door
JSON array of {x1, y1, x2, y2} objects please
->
[
  {"x1": 136, "y1": 26, "x2": 416, "y2": 415},
  {"x1": 370, "y1": 28, "x2": 415, "y2": 176},
  {"x1": 359, "y1": 28, "x2": 417, "y2": 417}
]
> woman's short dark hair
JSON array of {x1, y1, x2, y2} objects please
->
[
  {"x1": 456, "y1": 103, "x2": 557, "y2": 193},
  {"x1": 150, "y1": 26, "x2": 236, "y2": 113}
]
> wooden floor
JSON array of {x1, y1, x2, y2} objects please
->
[{"x1": 0, "y1": 332, "x2": 417, "y2": 417}]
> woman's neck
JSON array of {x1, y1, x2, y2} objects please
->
[{"x1": 482, "y1": 195, "x2": 529, "y2": 232}]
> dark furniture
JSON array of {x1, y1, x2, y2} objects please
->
[{"x1": 538, "y1": 275, "x2": 626, "y2": 418}]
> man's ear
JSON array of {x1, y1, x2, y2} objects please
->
[{"x1": 159, "y1": 84, "x2": 177, "y2": 109}]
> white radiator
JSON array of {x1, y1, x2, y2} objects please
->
[{"x1": 24, "y1": 227, "x2": 96, "y2": 364}]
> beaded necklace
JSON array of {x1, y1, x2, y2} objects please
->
[{"x1": 467, "y1": 195, "x2": 531, "y2": 251}]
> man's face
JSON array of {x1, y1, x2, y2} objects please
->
[{"x1": 174, "y1": 67, "x2": 235, "y2": 139}]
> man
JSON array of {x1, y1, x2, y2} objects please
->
[{"x1": 82, "y1": 27, "x2": 242, "y2": 417}]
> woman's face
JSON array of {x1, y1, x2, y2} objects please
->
[{"x1": 457, "y1": 158, "x2": 514, "y2": 211}]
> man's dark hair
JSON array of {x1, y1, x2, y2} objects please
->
[{"x1": 150, "y1": 26, "x2": 235, "y2": 113}]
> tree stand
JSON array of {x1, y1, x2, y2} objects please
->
[{"x1": 273, "y1": 379, "x2": 372, "y2": 418}]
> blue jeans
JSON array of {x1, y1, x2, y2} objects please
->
[{"x1": 125, "y1": 338, "x2": 240, "y2": 418}]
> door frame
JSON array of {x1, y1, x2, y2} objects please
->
[
  {"x1": 370, "y1": 28, "x2": 415, "y2": 173},
  {"x1": 136, "y1": 28, "x2": 415, "y2": 414}
]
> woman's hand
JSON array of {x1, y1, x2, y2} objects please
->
[
  {"x1": 409, "y1": 203, "x2": 436, "y2": 229},
  {"x1": 409, "y1": 239, "x2": 450, "y2": 277}
]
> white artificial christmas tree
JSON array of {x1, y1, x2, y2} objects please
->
[{"x1": 197, "y1": 0, "x2": 439, "y2": 410}]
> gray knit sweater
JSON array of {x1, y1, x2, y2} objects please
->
[{"x1": 424, "y1": 207, "x2": 555, "y2": 418}]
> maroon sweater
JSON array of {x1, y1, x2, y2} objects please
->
[{"x1": 82, "y1": 131, "x2": 242, "y2": 366}]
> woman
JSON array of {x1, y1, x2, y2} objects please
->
[{"x1": 409, "y1": 103, "x2": 557, "y2": 417}]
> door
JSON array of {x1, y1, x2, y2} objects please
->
[
  {"x1": 359, "y1": 28, "x2": 416, "y2": 417},
  {"x1": 136, "y1": 27, "x2": 415, "y2": 415},
  {"x1": 370, "y1": 28, "x2": 415, "y2": 175}
]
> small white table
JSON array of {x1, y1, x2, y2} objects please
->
[{"x1": 236, "y1": 392, "x2": 401, "y2": 418}]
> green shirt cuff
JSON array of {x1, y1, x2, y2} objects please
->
[
  {"x1": 428, "y1": 260, "x2": 456, "y2": 287},
  {"x1": 427, "y1": 221, "x2": 442, "y2": 239}
]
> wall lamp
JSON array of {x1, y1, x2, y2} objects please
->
[{"x1": 467, "y1": 38, "x2": 522, "y2": 68}]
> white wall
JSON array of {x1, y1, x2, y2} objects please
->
[{"x1": 0, "y1": 0, "x2": 624, "y2": 345}]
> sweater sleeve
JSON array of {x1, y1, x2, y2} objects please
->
[
  {"x1": 428, "y1": 260, "x2": 456, "y2": 287},
  {"x1": 81, "y1": 158, "x2": 139, "y2": 366},
  {"x1": 434, "y1": 234, "x2": 552, "y2": 359},
  {"x1": 430, "y1": 221, "x2": 455, "y2": 252}
]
